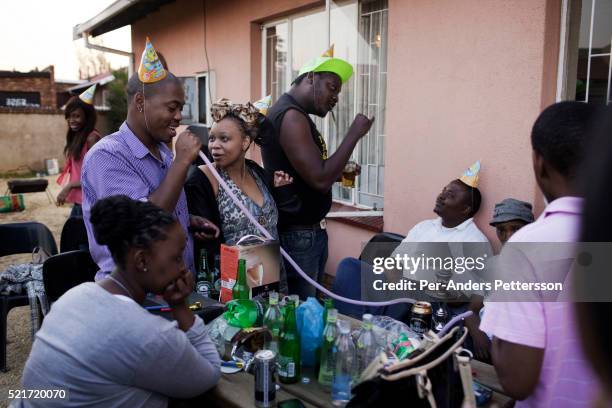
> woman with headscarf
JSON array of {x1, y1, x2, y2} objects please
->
[{"x1": 185, "y1": 99, "x2": 298, "y2": 294}]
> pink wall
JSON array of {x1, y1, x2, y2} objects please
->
[
  {"x1": 131, "y1": 0, "x2": 321, "y2": 102},
  {"x1": 384, "y1": 0, "x2": 560, "y2": 248},
  {"x1": 130, "y1": 0, "x2": 561, "y2": 275}
]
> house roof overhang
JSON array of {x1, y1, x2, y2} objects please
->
[{"x1": 73, "y1": 0, "x2": 175, "y2": 39}]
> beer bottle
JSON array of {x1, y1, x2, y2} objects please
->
[
  {"x1": 232, "y1": 259, "x2": 250, "y2": 300},
  {"x1": 278, "y1": 302, "x2": 300, "y2": 384},
  {"x1": 195, "y1": 248, "x2": 211, "y2": 297},
  {"x1": 318, "y1": 308, "x2": 338, "y2": 389},
  {"x1": 263, "y1": 292, "x2": 284, "y2": 354}
]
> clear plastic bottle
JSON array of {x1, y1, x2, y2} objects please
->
[
  {"x1": 355, "y1": 314, "x2": 377, "y2": 379},
  {"x1": 331, "y1": 320, "x2": 355, "y2": 407},
  {"x1": 318, "y1": 308, "x2": 338, "y2": 389},
  {"x1": 263, "y1": 291, "x2": 284, "y2": 354}
]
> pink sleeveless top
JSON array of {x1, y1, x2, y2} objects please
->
[{"x1": 57, "y1": 130, "x2": 100, "y2": 205}]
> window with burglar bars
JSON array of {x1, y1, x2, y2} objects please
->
[
  {"x1": 561, "y1": 0, "x2": 611, "y2": 104},
  {"x1": 261, "y1": 0, "x2": 388, "y2": 209}
]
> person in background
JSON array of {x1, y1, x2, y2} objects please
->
[
  {"x1": 56, "y1": 84, "x2": 101, "y2": 217},
  {"x1": 480, "y1": 101, "x2": 602, "y2": 406},
  {"x1": 185, "y1": 98, "x2": 296, "y2": 293},
  {"x1": 81, "y1": 37, "x2": 219, "y2": 280},
  {"x1": 466, "y1": 198, "x2": 535, "y2": 361},
  {"x1": 333, "y1": 162, "x2": 491, "y2": 327},
  {"x1": 578, "y1": 105, "x2": 612, "y2": 405},
  {"x1": 262, "y1": 45, "x2": 374, "y2": 299},
  {"x1": 489, "y1": 198, "x2": 535, "y2": 245},
  {"x1": 15, "y1": 195, "x2": 221, "y2": 408}
]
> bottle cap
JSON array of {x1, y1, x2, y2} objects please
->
[{"x1": 338, "y1": 319, "x2": 350, "y2": 334}]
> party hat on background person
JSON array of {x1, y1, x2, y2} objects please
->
[
  {"x1": 253, "y1": 95, "x2": 272, "y2": 115},
  {"x1": 459, "y1": 160, "x2": 481, "y2": 188},
  {"x1": 297, "y1": 45, "x2": 353, "y2": 84},
  {"x1": 321, "y1": 44, "x2": 335, "y2": 58},
  {"x1": 78, "y1": 84, "x2": 97, "y2": 105},
  {"x1": 138, "y1": 37, "x2": 167, "y2": 84}
]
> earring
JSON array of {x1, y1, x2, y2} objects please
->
[{"x1": 143, "y1": 267, "x2": 148, "y2": 272}]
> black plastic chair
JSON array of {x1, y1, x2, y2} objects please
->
[
  {"x1": 59, "y1": 216, "x2": 89, "y2": 253},
  {"x1": 0, "y1": 221, "x2": 58, "y2": 372},
  {"x1": 42, "y1": 250, "x2": 98, "y2": 304},
  {"x1": 358, "y1": 231, "x2": 406, "y2": 265}
]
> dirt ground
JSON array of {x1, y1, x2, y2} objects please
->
[{"x1": 0, "y1": 176, "x2": 70, "y2": 405}]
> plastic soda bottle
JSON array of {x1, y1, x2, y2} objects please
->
[
  {"x1": 263, "y1": 291, "x2": 284, "y2": 354},
  {"x1": 332, "y1": 320, "x2": 355, "y2": 407},
  {"x1": 318, "y1": 308, "x2": 338, "y2": 389},
  {"x1": 355, "y1": 314, "x2": 377, "y2": 378}
]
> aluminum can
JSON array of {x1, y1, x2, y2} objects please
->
[
  {"x1": 410, "y1": 301, "x2": 433, "y2": 335},
  {"x1": 254, "y1": 349, "x2": 276, "y2": 407}
]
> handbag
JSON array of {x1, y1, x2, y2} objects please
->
[{"x1": 348, "y1": 326, "x2": 476, "y2": 408}]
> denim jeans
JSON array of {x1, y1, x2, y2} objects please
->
[
  {"x1": 70, "y1": 204, "x2": 83, "y2": 218},
  {"x1": 280, "y1": 228, "x2": 328, "y2": 300}
]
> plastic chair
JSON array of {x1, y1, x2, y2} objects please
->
[
  {"x1": 42, "y1": 250, "x2": 98, "y2": 304},
  {"x1": 0, "y1": 221, "x2": 58, "y2": 371},
  {"x1": 59, "y1": 217, "x2": 89, "y2": 253},
  {"x1": 358, "y1": 231, "x2": 406, "y2": 265}
]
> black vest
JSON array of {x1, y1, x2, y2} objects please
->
[{"x1": 261, "y1": 93, "x2": 332, "y2": 229}]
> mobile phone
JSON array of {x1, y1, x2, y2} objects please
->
[{"x1": 278, "y1": 399, "x2": 306, "y2": 408}]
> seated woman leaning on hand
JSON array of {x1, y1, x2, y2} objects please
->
[
  {"x1": 16, "y1": 195, "x2": 221, "y2": 408},
  {"x1": 185, "y1": 98, "x2": 297, "y2": 294}
]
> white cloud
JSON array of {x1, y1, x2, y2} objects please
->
[{"x1": 0, "y1": 0, "x2": 131, "y2": 80}]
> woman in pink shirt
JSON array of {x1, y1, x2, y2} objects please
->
[{"x1": 57, "y1": 93, "x2": 101, "y2": 217}]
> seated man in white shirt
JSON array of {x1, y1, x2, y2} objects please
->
[{"x1": 333, "y1": 164, "x2": 491, "y2": 322}]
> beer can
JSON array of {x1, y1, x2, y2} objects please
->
[
  {"x1": 254, "y1": 349, "x2": 276, "y2": 408},
  {"x1": 409, "y1": 301, "x2": 433, "y2": 335}
]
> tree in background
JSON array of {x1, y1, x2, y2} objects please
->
[{"x1": 107, "y1": 68, "x2": 128, "y2": 133}]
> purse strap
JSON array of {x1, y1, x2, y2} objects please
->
[
  {"x1": 382, "y1": 327, "x2": 468, "y2": 380},
  {"x1": 381, "y1": 328, "x2": 476, "y2": 408},
  {"x1": 455, "y1": 348, "x2": 476, "y2": 408},
  {"x1": 416, "y1": 371, "x2": 437, "y2": 408}
]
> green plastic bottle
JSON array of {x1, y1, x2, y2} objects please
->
[
  {"x1": 322, "y1": 298, "x2": 334, "y2": 327},
  {"x1": 278, "y1": 302, "x2": 301, "y2": 384},
  {"x1": 318, "y1": 308, "x2": 338, "y2": 389},
  {"x1": 263, "y1": 292, "x2": 284, "y2": 354},
  {"x1": 232, "y1": 259, "x2": 250, "y2": 300}
]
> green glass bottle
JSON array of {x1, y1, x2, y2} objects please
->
[
  {"x1": 263, "y1": 292, "x2": 284, "y2": 354},
  {"x1": 278, "y1": 302, "x2": 301, "y2": 384},
  {"x1": 318, "y1": 308, "x2": 338, "y2": 389},
  {"x1": 232, "y1": 259, "x2": 250, "y2": 300}
]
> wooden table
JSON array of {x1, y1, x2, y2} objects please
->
[
  {"x1": 202, "y1": 361, "x2": 511, "y2": 408},
  {"x1": 201, "y1": 314, "x2": 512, "y2": 407}
]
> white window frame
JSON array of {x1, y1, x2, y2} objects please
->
[
  {"x1": 558, "y1": 0, "x2": 612, "y2": 104},
  {"x1": 196, "y1": 71, "x2": 216, "y2": 125},
  {"x1": 260, "y1": 0, "x2": 387, "y2": 210}
]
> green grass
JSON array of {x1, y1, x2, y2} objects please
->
[{"x1": 0, "y1": 170, "x2": 39, "y2": 179}]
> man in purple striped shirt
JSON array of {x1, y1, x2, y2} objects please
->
[{"x1": 82, "y1": 71, "x2": 219, "y2": 281}]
